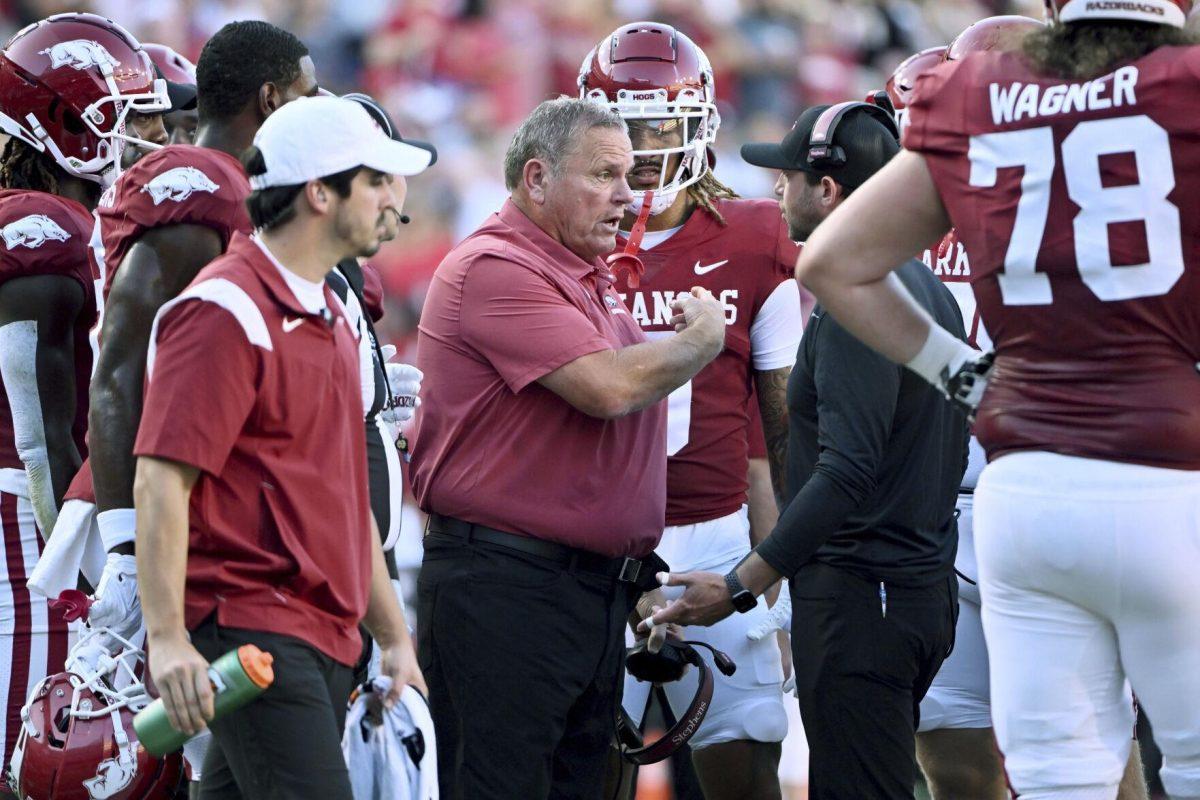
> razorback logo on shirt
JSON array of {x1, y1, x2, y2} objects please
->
[
  {"x1": 1, "y1": 214, "x2": 70, "y2": 249},
  {"x1": 39, "y1": 39, "x2": 119, "y2": 71},
  {"x1": 141, "y1": 167, "x2": 220, "y2": 206}
]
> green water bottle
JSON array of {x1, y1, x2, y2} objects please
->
[{"x1": 134, "y1": 644, "x2": 275, "y2": 756}]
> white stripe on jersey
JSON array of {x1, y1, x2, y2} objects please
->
[{"x1": 147, "y1": 278, "x2": 273, "y2": 379}]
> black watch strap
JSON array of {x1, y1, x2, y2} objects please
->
[{"x1": 723, "y1": 570, "x2": 758, "y2": 613}]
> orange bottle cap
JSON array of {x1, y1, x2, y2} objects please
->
[{"x1": 236, "y1": 645, "x2": 275, "y2": 689}]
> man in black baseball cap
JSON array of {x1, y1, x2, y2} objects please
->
[
  {"x1": 343, "y1": 91, "x2": 437, "y2": 168},
  {"x1": 741, "y1": 103, "x2": 899, "y2": 242}
]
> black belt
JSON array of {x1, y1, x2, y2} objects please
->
[{"x1": 426, "y1": 514, "x2": 663, "y2": 592}]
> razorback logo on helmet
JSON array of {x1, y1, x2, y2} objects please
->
[
  {"x1": 141, "y1": 167, "x2": 220, "y2": 205},
  {"x1": 2, "y1": 213, "x2": 71, "y2": 249},
  {"x1": 38, "y1": 39, "x2": 120, "y2": 71},
  {"x1": 82, "y1": 748, "x2": 137, "y2": 799}
]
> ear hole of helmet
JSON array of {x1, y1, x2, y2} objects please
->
[
  {"x1": 61, "y1": 110, "x2": 86, "y2": 137},
  {"x1": 53, "y1": 706, "x2": 71, "y2": 736},
  {"x1": 45, "y1": 97, "x2": 86, "y2": 137}
]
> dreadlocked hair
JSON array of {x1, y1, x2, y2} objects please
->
[
  {"x1": 687, "y1": 171, "x2": 739, "y2": 226},
  {"x1": 1023, "y1": 21, "x2": 1198, "y2": 80},
  {"x1": 0, "y1": 137, "x2": 61, "y2": 193}
]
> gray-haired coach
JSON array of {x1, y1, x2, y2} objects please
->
[{"x1": 411, "y1": 98, "x2": 726, "y2": 799}]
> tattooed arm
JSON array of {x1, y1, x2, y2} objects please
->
[{"x1": 754, "y1": 366, "x2": 790, "y2": 510}]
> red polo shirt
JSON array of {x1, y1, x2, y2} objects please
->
[
  {"x1": 410, "y1": 200, "x2": 667, "y2": 558},
  {"x1": 135, "y1": 233, "x2": 371, "y2": 666}
]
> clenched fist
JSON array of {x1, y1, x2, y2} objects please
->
[{"x1": 670, "y1": 287, "x2": 726, "y2": 359}]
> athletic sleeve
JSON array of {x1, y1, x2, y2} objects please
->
[
  {"x1": 100, "y1": 146, "x2": 252, "y2": 273},
  {"x1": 902, "y1": 57, "x2": 970, "y2": 156},
  {"x1": 756, "y1": 314, "x2": 903, "y2": 578},
  {"x1": 750, "y1": 280, "x2": 802, "y2": 371},
  {"x1": 459, "y1": 255, "x2": 611, "y2": 393},
  {"x1": 360, "y1": 262, "x2": 386, "y2": 323},
  {"x1": 0, "y1": 194, "x2": 93, "y2": 292}
]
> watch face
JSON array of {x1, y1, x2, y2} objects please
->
[{"x1": 733, "y1": 590, "x2": 757, "y2": 613}]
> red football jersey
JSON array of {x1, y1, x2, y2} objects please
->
[
  {"x1": 98, "y1": 144, "x2": 252, "y2": 305},
  {"x1": 906, "y1": 47, "x2": 1200, "y2": 470},
  {"x1": 921, "y1": 230, "x2": 991, "y2": 351},
  {"x1": 64, "y1": 145, "x2": 252, "y2": 504},
  {"x1": 0, "y1": 190, "x2": 97, "y2": 470},
  {"x1": 612, "y1": 198, "x2": 803, "y2": 526}
]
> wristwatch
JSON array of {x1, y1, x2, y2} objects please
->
[{"x1": 723, "y1": 569, "x2": 758, "y2": 613}]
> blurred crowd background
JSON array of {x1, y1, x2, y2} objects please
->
[{"x1": 0, "y1": 0, "x2": 1041, "y2": 360}]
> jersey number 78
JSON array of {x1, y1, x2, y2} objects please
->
[{"x1": 968, "y1": 115, "x2": 1184, "y2": 305}]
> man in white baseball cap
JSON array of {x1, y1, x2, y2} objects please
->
[
  {"x1": 248, "y1": 94, "x2": 433, "y2": 191},
  {"x1": 135, "y1": 93, "x2": 433, "y2": 799}
]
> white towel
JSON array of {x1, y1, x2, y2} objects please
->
[
  {"x1": 28, "y1": 498, "x2": 104, "y2": 598},
  {"x1": 342, "y1": 678, "x2": 438, "y2": 800}
]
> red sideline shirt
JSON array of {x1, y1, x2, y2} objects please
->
[
  {"x1": 411, "y1": 200, "x2": 668, "y2": 558},
  {"x1": 135, "y1": 233, "x2": 371, "y2": 666}
]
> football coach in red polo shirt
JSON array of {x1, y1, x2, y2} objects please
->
[
  {"x1": 133, "y1": 96, "x2": 433, "y2": 799},
  {"x1": 410, "y1": 97, "x2": 727, "y2": 799}
]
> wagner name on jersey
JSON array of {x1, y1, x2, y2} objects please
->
[
  {"x1": 905, "y1": 46, "x2": 1200, "y2": 470},
  {"x1": 611, "y1": 197, "x2": 803, "y2": 526}
]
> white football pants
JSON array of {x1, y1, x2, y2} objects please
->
[
  {"x1": 623, "y1": 507, "x2": 788, "y2": 748},
  {"x1": 976, "y1": 451, "x2": 1200, "y2": 800}
]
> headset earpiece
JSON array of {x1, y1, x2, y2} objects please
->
[{"x1": 807, "y1": 101, "x2": 901, "y2": 168}]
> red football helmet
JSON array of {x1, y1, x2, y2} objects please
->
[
  {"x1": 945, "y1": 15, "x2": 1045, "y2": 61},
  {"x1": 0, "y1": 13, "x2": 171, "y2": 187},
  {"x1": 1044, "y1": 0, "x2": 1188, "y2": 26},
  {"x1": 882, "y1": 45, "x2": 948, "y2": 126},
  {"x1": 9, "y1": 627, "x2": 181, "y2": 799},
  {"x1": 142, "y1": 43, "x2": 195, "y2": 86},
  {"x1": 578, "y1": 22, "x2": 719, "y2": 216}
]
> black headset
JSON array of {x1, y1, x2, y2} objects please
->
[
  {"x1": 806, "y1": 100, "x2": 901, "y2": 168},
  {"x1": 615, "y1": 637, "x2": 736, "y2": 765}
]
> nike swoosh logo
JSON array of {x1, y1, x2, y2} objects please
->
[
  {"x1": 694, "y1": 259, "x2": 729, "y2": 275},
  {"x1": 282, "y1": 317, "x2": 304, "y2": 333}
]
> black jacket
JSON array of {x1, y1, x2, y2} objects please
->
[{"x1": 756, "y1": 259, "x2": 970, "y2": 586}]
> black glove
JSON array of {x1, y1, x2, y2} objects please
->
[{"x1": 941, "y1": 350, "x2": 995, "y2": 423}]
